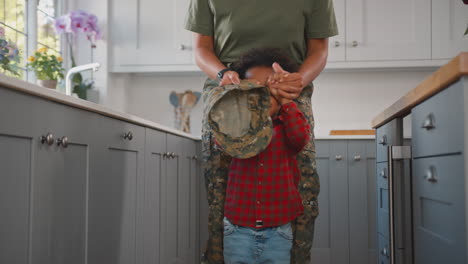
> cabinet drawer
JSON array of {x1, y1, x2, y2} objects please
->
[
  {"x1": 376, "y1": 162, "x2": 390, "y2": 238},
  {"x1": 376, "y1": 119, "x2": 402, "y2": 163},
  {"x1": 411, "y1": 80, "x2": 464, "y2": 158},
  {"x1": 376, "y1": 162, "x2": 389, "y2": 189},
  {"x1": 412, "y1": 154, "x2": 466, "y2": 264},
  {"x1": 98, "y1": 115, "x2": 145, "y2": 151},
  {"x1": 378, "y1": 234, "x2": 390, "y2": 264}
]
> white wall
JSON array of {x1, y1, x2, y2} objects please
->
[{"x1": 109, "y1": 69, "x2": 432, "y2": 138}]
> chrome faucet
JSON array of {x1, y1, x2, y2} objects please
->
[{"x1": 65, "y1": 63, "x2": 101, "y2": 96}]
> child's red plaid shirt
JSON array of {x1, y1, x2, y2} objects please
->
[{"x1": 224, "y1": 101, "x2": 310, "y2": 228}]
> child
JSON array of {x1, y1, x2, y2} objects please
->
[{"x1": 222, "y1": 48, "x2": 311, "y2": 264}]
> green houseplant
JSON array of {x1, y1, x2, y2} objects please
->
[{"x1": 27, "y1": 47, "x2": 65, "y2": 89}]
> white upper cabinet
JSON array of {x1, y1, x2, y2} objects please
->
[
  {"x1": 328, "y1": 0, "x2": 345, "y2": 62},
  {"x1": 432, "y1": 0, "x2": 468, "y2": 59},
  {"x1": 345, "y1": 0, "x2": 431, "y2": 61},
  {"x1": 110, "y1": 0, "x2": 194, "y2": 72}
]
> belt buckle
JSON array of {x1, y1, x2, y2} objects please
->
[{"x1": 255, "y1": 220, "x2": 263, "y2": 228}]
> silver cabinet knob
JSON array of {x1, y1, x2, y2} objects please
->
[
  {"x1": 162, "y1": 152, "x2": 168, "y2": 159},
  {"x1": 421, "y1": 113, "x2": 435, "y2": 130},
  {"x1": 40, "y1": 132, "x2": 54, "y2": 146},
  {"x1": 380, "y1": 170, "x2": 387, "y2": 179},
  {"x1": 378, "y1": 135, "x2": 387, "y2": 145},
  {"x1": 179, "y1": 44, "x2": 186, "y2": 51},
  {"x1": 352, "y1": 41, "x2": 358, "y2": 47},
  {"x1": 334, "y1": 41, "x2": 340, "y2": 47},
  {"x1": 381, "y1": 247, "x2": 389, "y2": 257},
  {"x1": 56, "y1": 136, "x2": 69, "y2": 148},
  {"x1": 354, "y1": 155, "x2": 361, "y2": 161},
  {"x1": 335, "y1": 155, "x2": 343, "y2": 161},
  {"x1": 123, "y1": 131, "x2": 133, "y2": 141},
  {"x1": 171, "y1": 152, "x2": 177, "y2": 158},
  {"x1": 192, "y1": 155, "x2": 198, "y2": 160},
  {"x1": 425, "y1": 166, "x2": 437, "y2": 183}
]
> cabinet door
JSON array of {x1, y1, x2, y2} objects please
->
[
  {"x1": 0, "y1": 89, "x2": 34, "y2": 264},
  {"x1": 432, "y1": 0, "x2": 468, "y2": 59},
  {"x1": 348, "y1": 140, "x2": 377, "y2": 264},
  {"x1": 141, "y1": 128, "x2": 166, "y2": 264},
  {"x1": 187, "y1": 140, "x2": 199, "y2": 264},
  {"x1": 30, "y1": 100, "x2": 91, "y2": 264},
  {"x1": 88, "y1": 116, "x2": 145, "y2": 264},
  {"x1": 346, "y1": 0, "x2": 431, "y2": 61},
  {"x1": 327, "y1": 0, "x2": 345, "y2": 62},
  {"x1": 412, "y1": 155, "x2": 466, "y2": 264},
  {"x1": 111, "y1": 0, "x2": 192, "y2": 67},
  {"x1": 311, "y1": 140, "x2": 349, "y2": 264}
]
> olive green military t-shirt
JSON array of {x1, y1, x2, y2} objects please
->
[{"x1": 184, "y1": 0, "x2": 338, "y2": 65}]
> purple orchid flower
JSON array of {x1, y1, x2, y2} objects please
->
[{"x1": 54, "y1": 15, "x2": 71, "y2": 34}]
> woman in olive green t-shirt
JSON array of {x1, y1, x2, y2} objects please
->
[{"x1": 185, "y1": 1, "x2": 338, "y2": 263}]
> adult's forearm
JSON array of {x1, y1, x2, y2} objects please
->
[
  {"x1": 194, "y1": 46, "x2": 227, "y2": 80},
  {"x1": 298, "y1": 39, "x2": 329, "y2": 86}
]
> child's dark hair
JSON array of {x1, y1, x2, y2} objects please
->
[{"x1": 230, "y1": 47, "x2": 299, "y2": 79}]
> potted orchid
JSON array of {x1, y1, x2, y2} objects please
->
[
  {"x1": 26, "y1": 47, "x2": 65, "y2": 89},
  {"x1": 54, "y1": 10, "x2": 101, "y2": 99},
  {"x1": 0, "y1": 26, "x2": 21, "y2": 77}
]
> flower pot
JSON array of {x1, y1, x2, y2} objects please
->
[{"x1": 37, "y1": 79, "x2": 58, "y2": 89}]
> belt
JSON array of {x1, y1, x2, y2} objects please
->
[{"x1": 255, "y1": 220, "x2": 263, "y2": 228}]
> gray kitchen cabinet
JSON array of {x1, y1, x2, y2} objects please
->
[
  {"x1": 0, "y1": 87, "x2": 95, "y2": 264},
  {"x1": 141, "y1": 128, "x2": 166, "y2": 264},
  {"x1": 412, "y1": 155, "x2": 465, "y2": 264},
  {"x1": 410, "y1": 77, "x2": 468, "y2": 264},
  {"x1": 0, "y1": 85, "x2": 201, "y2": 264},
  {"x1": 312, "y1": 139, "x2": 376, "y2": 264},
  {"x1": 145, "y1": 131, "x2": 200, "y2": 264},
  {"x1": 87, "y1": 114, "x2": 145, "y2": 264},
  {"x1": 0, "y1": 88, "x2": 35, "y2": 264},
  {"x1": 375, "y1": 118, "x2": 414, "y2": 264},
  {"x1": 162, "y1": 135, "x2": 199, "y2": 264}
]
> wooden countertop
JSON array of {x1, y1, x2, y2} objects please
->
[
  {"x1": 0, "y1": 74, "x2": 201, "y2": 140},
  {"x1": 372, "y1": 52, "x2": 468, "y2": 128}
]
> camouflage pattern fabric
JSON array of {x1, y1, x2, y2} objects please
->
[
  {"x1": 201, "y1": 78, "x2": 319, "y2": 264},
  {"x1": 206, "y1": 80, "x2": 273, "y2": 159}
]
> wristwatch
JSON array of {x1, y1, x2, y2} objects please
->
[{"x1": 217, "y1": 68, "x2": 231, "y2": 80}]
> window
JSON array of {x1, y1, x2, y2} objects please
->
[
  {"x1": 0, "y1": 0, "x2": 61, "y2": 80},
  {"x1": 37, "y1": 0, "x2": 60, "y2": 55},
  {"x1": 0, "y1": 0, "x2": 27, "y2": 78}
]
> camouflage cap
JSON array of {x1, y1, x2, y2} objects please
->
[{"x1": 205, "y1": 80, "x2": 273, "y2": 159}]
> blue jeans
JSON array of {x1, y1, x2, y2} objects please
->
[{"x1": 223, "y1": 217, "x2": 293, "y2": 264}]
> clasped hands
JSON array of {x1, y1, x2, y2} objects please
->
[{"x1": 219, "y1": 62, "x2": 305, "y2": 105}]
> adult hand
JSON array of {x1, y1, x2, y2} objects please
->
[
  {"x1": 219, "y1": 71, "x2": 241, "y2": 86},
  {"x1": 268, "y1": 62, "x2": 304, "y2": 100}
]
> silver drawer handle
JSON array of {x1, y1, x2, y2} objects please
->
[
  {"x1": 40, "y1": 132, "x2": 54, "y2": 146},
  {"x1": 123, "y1": 131, "x2": 133, "y2": 141},
  {"x1": 334, "y1": 41, "x2": 340, "y2": 47},
  {"x1": 421, "y1": 113, "x2": 435, "y2": 130},
  {"x1": 335, "y1": 155, "x2": 342, "y2": 161},
  {"x1": 380, "y1": 170, "x2": 387, "y2": 179},
  {"x1": 378, "y1": 135, "x2": 387, "y2": 145},
  {"x1": 56, "y1": 136, "x2": 69, "y2": 148},
  {"x1": 425, "y1": 166, "x2": 437, "y2": 183},
  {"x1": 352, "y1": 40, "x2": 358, "y2": 47},
  {"x1": 354, "y1": 155, "x2": 361, "y2": 161},
  {"x1": 192, "y1": 155, "x2": 198, "y2": 160}
]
